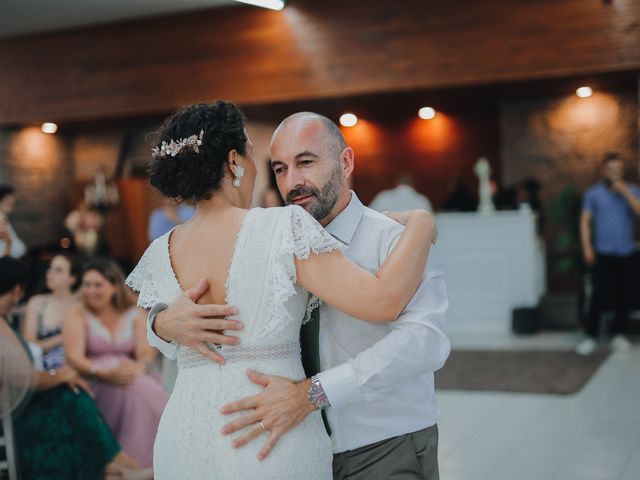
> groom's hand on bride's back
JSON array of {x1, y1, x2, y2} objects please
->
[
  {"x1": 154, "y1": 278, "x2": 243, "y2": 364},
  {"x1": 220, "y1": 370, "x2": 315, "y2": 460}
]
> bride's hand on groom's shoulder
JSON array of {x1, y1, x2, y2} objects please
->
[
  {"x1": 154, "y1": 278, "x2": 244, "y2": 364},
  {"x1": 220, "y1": 370, "x2": 316, "y2": 461}
]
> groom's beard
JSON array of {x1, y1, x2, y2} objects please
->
[{"x1": 285, "y1": 165, "x2": 342, "y2": 221}]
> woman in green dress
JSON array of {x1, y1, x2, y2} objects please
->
[{"x1": 0, "y1": 256, "x2": 152, "y2": 480}]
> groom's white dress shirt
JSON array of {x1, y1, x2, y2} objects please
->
[
  {"x1": 315, "y1": 192, "x2": 449, "y2": 453},
  {"x1": 147, "y1": 192, "x2": 450, "y2": 454}
]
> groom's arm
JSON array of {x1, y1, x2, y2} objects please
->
[
  {"x1": 221, "y1": 253, "x2": 450, "y2": 458},
  {"x1": 147, "y1": 279, "x2": 244, "y2": 364},
  {"x1": 317, "y1": 254, "x2": 449, "y2": 408},
  {"x1": 147, "y1": 303, "x2": 179, "y2": 359}
]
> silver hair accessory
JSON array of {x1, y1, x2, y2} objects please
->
[
  {"x1": 152, "y1": 129, "x2": 204, "y2": 158},
  {"x1": 233, "y1": 165, "x2": 245, "y2": 188}
]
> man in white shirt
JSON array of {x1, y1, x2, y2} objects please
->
[
  {"x1": 369, "y1": 174, "x2": 434, "y2": 213},
  {"x1": 147, "y1": 113, "x2": 450, "y2": 479}
]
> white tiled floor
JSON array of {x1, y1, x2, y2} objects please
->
[{"x1": 437, "y1": 334, "x2": 640, "y2": 480}]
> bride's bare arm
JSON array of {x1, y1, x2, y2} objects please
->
[{"x1": 295, "y1": 210, "x2": 435, "y2": 323}]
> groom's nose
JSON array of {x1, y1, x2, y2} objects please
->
[{"x1": 283, "y1": 168, "x2": 305, "y2": 194}]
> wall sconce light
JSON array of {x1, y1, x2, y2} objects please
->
[
  {"x1": 418, "y1": 107, "x2": 437, "y2": 120},
  {"x1": 339, "y1": 113, "x2": 358, "y2": 127},
  {"x1": 576, "y1": 86, "x2": 593, "y2": 98},
  {"x1": 41, "y1": 122, "x2": 58, "y2": 134}
]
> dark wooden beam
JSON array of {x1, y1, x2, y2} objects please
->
[{"x1": 1, "y1": 0, "x2": 639, "y2": 124}]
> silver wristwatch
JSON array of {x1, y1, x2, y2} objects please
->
[{"x1": 307, "y1": 375, "x2": 330, "y2": 409}]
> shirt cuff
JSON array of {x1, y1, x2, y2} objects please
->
[
  {"x1": 147, "y1": 302, "x2": 179, "y2": 359},
  {"x1": 316, "y1": 362, "x2": 363, "y2": 410}
]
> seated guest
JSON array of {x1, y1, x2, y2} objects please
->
[
  {"x1": 0, "y1": 257, "x2": 152, "y2": 480},
  {"x1": 148, "y1": 198, "x2": 195, "y2": 241},
  {"x1": 0, "y1": 184, "x2": 26, "y2": 258},
  {"x1": 64, "y1": 257, "x2": 168, "y2": 468},
  {"x1": 21, "y1": 253, "x2": 82, "y2": 371}
]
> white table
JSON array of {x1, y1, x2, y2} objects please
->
[{"x1": 434, "y1": 209, "x2": 546, "y2": 335}]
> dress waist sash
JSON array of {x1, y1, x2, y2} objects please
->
[{"x1": 177, "y1": 341, "x2": 301, "y2": 369}]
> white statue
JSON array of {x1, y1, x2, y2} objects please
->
[{"x1": 474, "y1": 157, "x2": 495, "y2": 214}]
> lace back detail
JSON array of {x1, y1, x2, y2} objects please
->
[{"x1": 126, "y1": 206, "x2": 343, "y2": 346}]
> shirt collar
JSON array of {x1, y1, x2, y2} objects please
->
[{"x1": 325, "y1": 191, "x2": 364, "y2": 246}]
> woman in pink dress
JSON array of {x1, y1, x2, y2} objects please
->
[{"x1": 64, "y1": 257, "x2": 168, "y2": 468}]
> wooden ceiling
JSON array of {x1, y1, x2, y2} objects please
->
[{"x1": 1, "y1": 0, "x2": 639, "y2": 125}]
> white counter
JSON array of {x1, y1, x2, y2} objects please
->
[{"x1": 434, "y1": 209, "x2": 546, "y2": 335}]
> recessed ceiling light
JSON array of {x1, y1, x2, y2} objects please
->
[
  {"x1": 339, "y1": 113, "x2": 358, "y2": 127},
  {"x1": 233, "y1": 0, "x2": 285, "y2": 10},
  {"x1": 418, "y1": 107, "x2": 437, "y2": 120},
  {"x1": 41, "y1": 122, "x2": 58, "y2": 134},
  {"x1": 576, "y1": 86, "x2": 593, "y2": 98}
]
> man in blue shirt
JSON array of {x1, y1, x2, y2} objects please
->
[
  {"x1": 147, "y1": 199, "x2": 195, "y2": 241},
  {"x1": 577, "y1": 153, "x2": 640, "y2": 355}
]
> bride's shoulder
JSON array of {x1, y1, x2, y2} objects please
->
[
  {"x1": 248, "y1": 205, "x2": 303, "y2": 223},
  {"x1": 125, "y1": 231, "x2": 170, "y2": 292},
  {"x1": 140, "y1": 231, "x2": 171, "y2": 260}
]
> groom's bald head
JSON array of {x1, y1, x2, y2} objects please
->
[
  {"x1": 269, "y1": 112, "x2": 354, "y2": 225},
  {"x1": 271, "y1": 112, "x2": 346, "y2": 161}
]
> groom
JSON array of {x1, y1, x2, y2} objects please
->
[{"x1": 147, "y1": 112, "x2": 450, "y2": 479}]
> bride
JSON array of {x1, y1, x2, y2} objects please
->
[{"x1": 126, "y1": 101, "x2": 436, "y2": 479}]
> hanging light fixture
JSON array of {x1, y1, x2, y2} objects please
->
[{"x1": 233, "y1": 0, "x2": 285, "y2": 10}]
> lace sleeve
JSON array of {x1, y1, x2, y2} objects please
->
[
  {"x1": 276, "y1": 205, "x2": 345, "y2": 325},
  {"x1": 287, "y1": 205, "x2": 344, "y2": 260},
  {"x1": 125, "y1": 244, "x2": 161, "y2": 310}
]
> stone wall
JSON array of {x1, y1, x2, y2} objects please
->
[
  {"x1": 0, "y1": 127, "x2": 74, "y2": 250},
  {"x1": 0, "y1": 119, "x2": 276, "y2": 259},
  {"x1": 501, "y1": 88, "x2": 640, "y2": 292},
  {"x1": 502, "y1": 90, "x2": 639, "y2": 196}
]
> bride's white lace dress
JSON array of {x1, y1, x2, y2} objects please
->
[{"x1": 126, "y1": 205, "x2": 340, "y2": 480}]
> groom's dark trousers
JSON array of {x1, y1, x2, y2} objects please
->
[
  {"x1": 332, "y1": 424, "x2": 439, "y2": 480},
  {"x1": 302, "y1": 309, "x2": 440, "y2": 480}
]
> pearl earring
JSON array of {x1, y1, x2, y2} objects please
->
[{"x1": 233, "y1": 165, "x2": 245, "y2": 188}]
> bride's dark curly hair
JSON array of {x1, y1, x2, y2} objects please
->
[{"x1": 148, "y1": 101, "x2": 247, "y2": 202}]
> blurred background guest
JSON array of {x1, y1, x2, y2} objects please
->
[
  {"x1": 0, "y1": 257, "x2": 152, "y2": 480},
  {"x1": 64, "y1": 257, "x2": 168, "y2": 468},
  {"x1": 441, "y1": 179, "x2": 477, "y2": 212},
  {"x1": 20, "y1": 253, "x2": 82, "y2": 371},
  {"x1": 64, "y1": 200, "x2": 105, "y2": 257},
  {"x1": 148, "y1": 198, "x2": 195, "y2": 241},
  {"x1": 577, "y1": 153, "x2": 640, "y2": 355},
  {"x1": 516, "y1": 177, "x2": 544, "y2": 234},
  {"x1": 491, "y1": 178, "x2": 518, "y2": 211},
  {"x1": 0, "y1": 184, "x2": 26, "y2": 258},
  {"x1": 369, "y1": 174, "x2": 433, "y2": 212},
  {"x1": 516, "y1": 177, "x2": 543, "y2": 213}
]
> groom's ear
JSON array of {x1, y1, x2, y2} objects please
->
[{"x1": 340, "y1": 147, "x2": 355, "y2": 179}]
